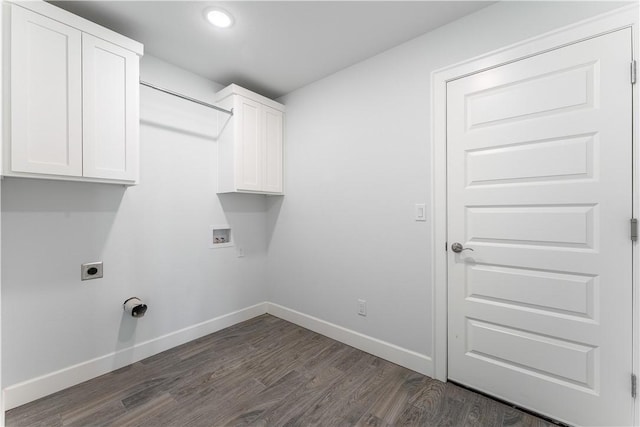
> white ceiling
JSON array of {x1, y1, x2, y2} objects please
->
[{"x1": 49, "y1": 1, "x2": 494, "y2": 98}]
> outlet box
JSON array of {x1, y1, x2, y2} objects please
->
[
  {"x1": 81, "y1": 262, "x2": 103, "y2": 281},
  {"x1": 357, "y1": 299, "x2": 367, "y2": 316},
  {"x1": 209, "y1": 225, "x2": 233, "y2": 249}
]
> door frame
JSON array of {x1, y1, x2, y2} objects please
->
[{"x1": 431, "y1": 2, "x2": 639, "y2": 421}]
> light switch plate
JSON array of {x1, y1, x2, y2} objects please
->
[
  {"x1": 357, "y1": 299, "x2": 367, "y2": 316},
  {"x1": 415, "y1": 203, "x2": 427, "y2": 221}
]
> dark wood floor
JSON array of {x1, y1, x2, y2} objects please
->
[{"x1": 6, "y1": 314, "x2": 553, "y2": 426}]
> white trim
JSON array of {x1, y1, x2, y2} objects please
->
[
  {"x1": 631, "y1": 12, "x2": 640, "y2": 427},
  {"x1": 3, "y1": 301, "x2": 434, "y2": 411},
  {"x1": 431, "y1": 0, "x2": 638, "y2": 418},
  {"x1": 0, "y1": 0, "x2": 4, "y2": 424},
  {"x1": 215, "y1": 84, "x2": 285, "y2": 112},
  {"x1": 3, "y1": 302, "x2": 268, "y2": 410},
  {"x1": 266, "y1": 303, "x2": 432, "y2": 376}
]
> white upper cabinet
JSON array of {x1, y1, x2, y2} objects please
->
[
  {"x1": 6, "y1": 2, "x2": 143, "y2": 184},
  {"x1": 216, "y1": 84, "x2": 285, "y2": 195}
]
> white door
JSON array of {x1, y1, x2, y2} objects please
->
[
  {"x1": 447, "y1": 29, "x2": 633, "y2": 426},
  {"x1": 11, "y1": 5, "x2": 82, "y2": 176},
  {"x1": 83, "y1": 33, "x2": 139, "y2": 182}
]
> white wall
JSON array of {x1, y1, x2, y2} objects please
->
[
  {"x1": 266, "y1": 1, "x2": 631, "y2": 363},
  {"x1": 1, "y1": 55, "x2": 268, "y2": 390},
  {"x1": 1, "y1": 0, "x2": 633, "y2": 410}
]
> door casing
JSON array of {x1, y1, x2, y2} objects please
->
[{"x1": 431, "y1": 3, "x2": 639, "y2": 423}]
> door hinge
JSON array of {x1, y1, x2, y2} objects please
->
[
  {"x1": 632, "y1": 60, "x2": 637, "y2": 85},
  {"x1": 631, "y1": 218, "x2": 638, "y2": 241},
  {"x1": 632, "y1": 374, "x2": 637, "y2": 398}
]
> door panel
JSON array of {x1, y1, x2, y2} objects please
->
[
  {"x1": 447, "y1": 29, "x2": 633, "y2": 426},
  {"x1": 11, "y1": 6, "x2": 82, "y2": 176},
  {"x1": 263, "y1": 105, "x2": 283, "y2": 193},
  {"x1": 236, "y1": 97, "x2": 261, "y2": 191},
  {"x1": 466, "y1": 318, "x2": 597, "y2": 389},
  {"x1": 466, "y1": 62, "x2": 596, "y2": 129},
  {"x1": 467, "y1": 263, "x2": 595, "y2": 318},
  {"x1": 83, "y1": 33, "x2": 139, "y2": 181},
  {"x1": 466, "y1": 134, "x2": 595, "y2": 186}
]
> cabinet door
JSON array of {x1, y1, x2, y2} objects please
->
[
  {"x1": 262, "y1": 105, "x2": 283, "y2": 193},
  {"x1": 235, "y1": 97, "x2": 262, "y2": 191},
  {"x1": 82, "y1": 34, "x2": 139, "y2": 181},
  {"x1": 11, "y1": 6, "x2": 83, "y2": 176}
]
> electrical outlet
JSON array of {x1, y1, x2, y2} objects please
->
[
  {"x1": 81, "y1": 262, "x2": 103, "y2": 281},
  {"x1": 357, "y1": 299, "x2": 367, "y2": 316}
]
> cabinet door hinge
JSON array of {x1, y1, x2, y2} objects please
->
[
  {"x1": 632, "y1": 60, "x2": 637, "y2": 85},
  {"x1": 631, "y1": 219, "x2": 638, "y2": 241},
  {"x1": 632, "y1": 374, "x2": 637, "y2": 398}
]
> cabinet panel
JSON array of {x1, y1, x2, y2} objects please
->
[
  {"x1": 11, "y1": 6, "x2": 82, "y2": 176},
  {"x1": 82, "y1": 34, "x2": 139, "y2": 181},
  {"x1": 263, "y1": 106, "x2": 283, "y2": 193},
  {"x1": 236, "y1": 97, "x2": 262, "y2": 191}
]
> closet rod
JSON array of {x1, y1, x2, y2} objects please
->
[{"x1": 139, "y1": 80, "x2": 233, "y2": 115}]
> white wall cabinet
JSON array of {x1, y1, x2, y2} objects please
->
[
  {"x1": 216, "y1": 84, "x2": 284, "y2": 194},
  {"x1": 5, "y1": 2, "x2": 143, "y2": 184}
]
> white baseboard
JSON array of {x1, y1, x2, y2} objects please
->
[
  {"x1": 4, "y1": 301, "x2": 434, "y2": 410},
  {"x1": 266, "y1": 302, "x2": 433, "y2": 377},
  {"x1": 3, "y1": 302, "x2": 268, "y2": 410}
]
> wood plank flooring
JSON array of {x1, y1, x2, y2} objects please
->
[{"x1": 6, "y1": 314, "x2": 553, "y2": 426}]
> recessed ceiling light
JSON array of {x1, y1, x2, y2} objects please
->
[{"x1": 205, "y1": 8, "x2": 234, "y2": 29}]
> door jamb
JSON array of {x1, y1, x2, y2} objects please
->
[{"x1": 430, "y1": 2, "x2": 639, "y2": 422}]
